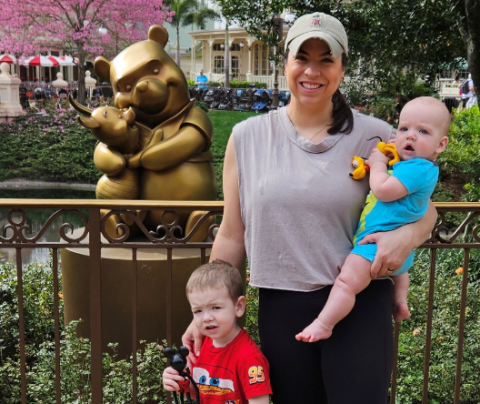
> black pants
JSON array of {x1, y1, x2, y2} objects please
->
[{"x1": 259, "y1": 280, "x2": 393, "y2": 404}]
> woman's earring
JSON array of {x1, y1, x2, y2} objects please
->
[{"x1": 341, "y1": 77, "x2": 345, "y2": 81}]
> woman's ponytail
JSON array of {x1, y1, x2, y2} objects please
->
[
  {"x1": 327, "y1": 53, "x2": 353, "y2": 135},
  {"x1": 328, "y1": 89, "x2": 353, "y2": 135}
]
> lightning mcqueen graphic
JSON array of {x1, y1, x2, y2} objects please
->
[{"x1": 193, "y1": 364, "x2": 239, "y2": 403}]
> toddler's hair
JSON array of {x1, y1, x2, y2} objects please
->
[{"x1": 186, "y1": 259, "x2": 243, "y2": 302}]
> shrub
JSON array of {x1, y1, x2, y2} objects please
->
[
  {"x1": 395, "y1": 247, "x2": 480, "y2": 403},
  {"x1": 0, "y1": 259, "x2": 168, "y2": 404},
  {"x1": 191, "y1": 81, "x2": 268, "y2": 89},
  {"x1": 437, "y1": 106, "x2": 480, "y2": 201},
  {"x1": 195, "y1": 100, "x2": 209, "y2": 113},
  {"x1": 28, "y1": 322, "x2": 168, "y2": 404},
  {"x1": 0, "y1": 109, "x2": 100, "y2": 183},
  {"x1": 229, "y1": 81, "x2": 267, "y2": 89}
]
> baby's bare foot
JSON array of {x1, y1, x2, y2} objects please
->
[
  {"x1": 295, "y1": 319, "x2": 333, "y2": 342},
  {"x1": 393, "y1": 302, "x2": 411, "y2": 322}
]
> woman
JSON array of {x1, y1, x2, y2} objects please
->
[{"x1": 183, "y1": 12, "x2": 436, "y2": 403}]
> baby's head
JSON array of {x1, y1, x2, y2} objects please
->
[{"x1": 396, "y1": 97, "x2": 449, "y2": 162}]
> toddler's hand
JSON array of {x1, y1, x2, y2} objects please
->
[{"x1": 162, "y1": 366, "x2": 184, "y2": 392}]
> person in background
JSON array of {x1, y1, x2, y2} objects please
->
[
  {"x1": 183, "y1": 12, "x2": 437, "y2": 404},
  {"x1": 461, "y1": 73, "x2": 474, "y2": 108},
  {"x1": 195, "y1": 69, "x2": 209, "y2": 89}
]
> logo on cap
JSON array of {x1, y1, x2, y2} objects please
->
[{"x1": 311, "y1": 13, "x2": 323, "y2": 28}]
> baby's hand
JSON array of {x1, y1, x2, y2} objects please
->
[
  {"x1": 366, "y1": 148, "x2": 389, "y2": 167},
  {"x1": 162, "y1": 366, "x2": 184, "y2": 392}
]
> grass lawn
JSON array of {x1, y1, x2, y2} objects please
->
[
  {"x1": 209, "y1": 110, "x2": 260, "y2": 146},
  {"x1": 209, "y1": 110, "x2": 264, "y2": 200}
]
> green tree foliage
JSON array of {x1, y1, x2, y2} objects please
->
[
  {"x1": 165, "y1": 0, "x2": 219, "y2": 66},
  {"x1": 437, "y1": 106, "x2": 480, "y2": 201},
  {"x1": 348, "y1": 0, "x2": 464, "y2": 87},
  {"x1": 216, "y1": 0, "x2": 479, "y2": 94}
]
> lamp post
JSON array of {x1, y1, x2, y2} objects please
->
[{"x1": 271, "y1": 15, "x2": 283, "y2": 109}]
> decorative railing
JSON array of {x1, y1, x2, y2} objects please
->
[{"x1": 0, "y1": 199, "x2": 479, "y2": 404}]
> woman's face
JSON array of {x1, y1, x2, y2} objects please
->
[{"x1": 285, "y1": 38, "x2": 345, "y2": 109}]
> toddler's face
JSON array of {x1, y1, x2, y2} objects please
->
[
  {"x1": 188, "y1": 286, "x2": 245, "y2": 347},
  {"x1": 396, "y1": 102, "x2": 448, "y2": 161}
]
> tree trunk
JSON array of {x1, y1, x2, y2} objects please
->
[
  {"x1": 457, "y1": 0, "x2": 480, "y2": 97},
  {"x1": 77, "y1": 48, "x2": 87, "y2": 106},
  {"x1": 465, "y1": 0, "x2": 480, "y2": 96},
  {"x1": 176, "y1": 24, "x2": 181, "y2": 67},
  {"x1": 224, "y1": 19, "x2": 230, "y2": 88}
]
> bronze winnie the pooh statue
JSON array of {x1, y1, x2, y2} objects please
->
[{"x1": 71, "y1": 25, "x2": 217, "y2": 242}]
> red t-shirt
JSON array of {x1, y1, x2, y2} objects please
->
[{"x1": 191, "y1": 329, "x2": 272, "y2": 403}]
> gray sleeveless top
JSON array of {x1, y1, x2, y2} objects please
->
[{"x1": 233, "y1": 107, "x2": 395, "y2": 291}]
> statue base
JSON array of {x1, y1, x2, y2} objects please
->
[{"x1": 61, "y1": 235, "x2": 212, "y2": 358}]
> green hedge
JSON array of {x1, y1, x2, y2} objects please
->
[
  {"x1": 189, "y1": 80, "x2": 268, "y2": 89},
  {"x1": 0, "y1": 260, "x2": 168, "y2": 404},
  {"x1": 0, "y1": 106, "x2": 99, "y2": 183}
]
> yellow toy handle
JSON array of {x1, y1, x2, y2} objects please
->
[
  {"x1": 350, "y1": 142, "x2": 400, "y2": 180},
  {"x1": 376, "y1": 142, "x2": 400, "y2": 166}
]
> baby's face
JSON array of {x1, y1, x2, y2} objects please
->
[{"x1": 396, "y1": 101, "x2": 448, "y2": 161}]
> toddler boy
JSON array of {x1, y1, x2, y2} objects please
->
[
  {"x1": 296, "y1": 96, "x2": 450, "y2": 342},
  {"x1": 163, "y1": 259, "x2": 272, "y2": 403}
]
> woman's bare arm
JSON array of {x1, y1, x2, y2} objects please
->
[
  {"x1": 210, "y1": 135, "x2": 246, "y2": 267},
  {"x1": 182, "y1": 135, "x2": 246, "y2": 362}
]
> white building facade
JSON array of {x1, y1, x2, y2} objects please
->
[{"x1": 188, "y1": 27, "x2": 289, "y2": 90}]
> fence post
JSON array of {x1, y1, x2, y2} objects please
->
[{"x1": 89, "y1": 208, "x2": 103, "y2": 403}]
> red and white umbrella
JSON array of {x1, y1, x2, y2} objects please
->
[
  {"x1": 23, "y1": 55, "x2": 59, "y2": 67},
  {"x1": 60, "y1": 55, "x2": 79, "y2": 65},
  {"x1": 48, "y1": 55, "x2": 73, "y2": 66},
  {"x1": 0, "y1": 54, "x2": 16, "y2": 64}
]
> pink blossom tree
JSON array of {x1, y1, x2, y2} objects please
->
[{"x1": 0, "y1": 0, "x2": 174, "y2": 104}]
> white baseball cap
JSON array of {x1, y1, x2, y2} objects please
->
[{"x1": 285, "y1": 12, "x2": 348, "y2": 58}]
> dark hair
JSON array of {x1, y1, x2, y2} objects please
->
[{"x1": 284, "y1": 50, "x2": 353, "y2": 135}]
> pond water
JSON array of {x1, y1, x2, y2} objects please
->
[{"x1": 0, "y1": 187, "x2": 96, "y2": 266}]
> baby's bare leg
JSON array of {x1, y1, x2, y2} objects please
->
[
  {"x1": 392, "y1": 272, "x2": 411, "y2": 322},
  {"x1": 295, "y1": 254, "x2": 372, "y2": 342}
]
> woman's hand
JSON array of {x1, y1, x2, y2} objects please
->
[
  {"x1": 360, "y1": 201, "x2": 437, "y2": 278},
  {"x1": 182, "y1": 320, "x2": 204, "y2": 365},
  {"x1": 359, "y1": 225, "x2": 414, "y2": 278}
]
